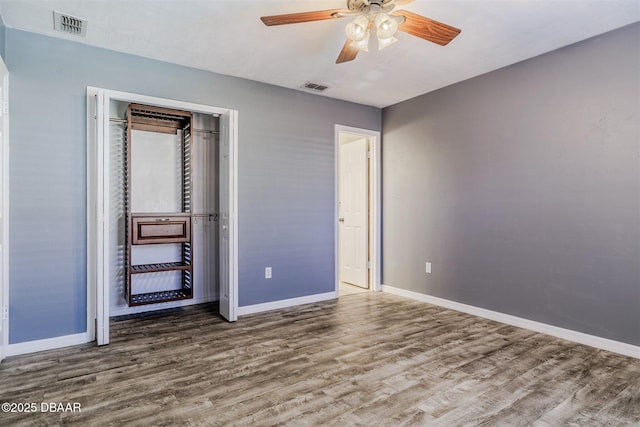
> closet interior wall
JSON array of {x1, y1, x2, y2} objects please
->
[{"x1": 109, "y1": 100, "x2": 220, "y2": 316}]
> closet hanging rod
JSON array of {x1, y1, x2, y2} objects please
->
[
  {"x1": 192, "y1": 213, "x2": 218, "y2": 223},
  {"x1": 108, "y1": 118, "x2": 219, "y2": 134}
]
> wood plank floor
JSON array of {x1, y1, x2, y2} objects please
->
[{"x1": 1, "y1": 292, "x2": 639, "y2": 426}]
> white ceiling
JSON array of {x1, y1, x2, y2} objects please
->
[{"x1": 0, "y1": 0, "x2": 638, "y2": 107}]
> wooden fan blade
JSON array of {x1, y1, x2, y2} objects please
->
[
  {"x1": 261, "y1": 9, "x2": 345, "y2": 26},
  {"x1": 336, "y1": 39, "x2": 360, "y2": 64},
  {"x1": 394, "y1": 10, "x2": 461, "y2": 46}
]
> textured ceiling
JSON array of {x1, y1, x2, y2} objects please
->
[{"x1": 0, "y1": 0, "x2": 638, "y2": 107}]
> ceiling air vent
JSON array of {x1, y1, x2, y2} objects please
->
[
  {"x1": 53, "y1": 11, "x2": 87, "y2": 37},
  {"x1": 302, "y1": 82, "x2": 329, "y2": 92}
]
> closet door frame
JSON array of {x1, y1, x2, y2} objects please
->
[
  {"x1": 86, "y1": 87, "x2": 238, "y2": 345},
  {"x1": 0, "y1": 56, "x2": 9, "y2": 362}
]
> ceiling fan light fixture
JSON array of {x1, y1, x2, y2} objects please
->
[
  {"x1": 345, "y1": 15, "x2": 369, "y2": 42},
  {"x1": 260, "y1": 0, "x2": 461, "y2": 64}
]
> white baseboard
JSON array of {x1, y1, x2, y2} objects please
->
[
  {"x1": 382, "y1": 285, "x2": 640, "y2": 359},
  {"x1": 238, "y1": 291, "x2": 337, "y2": 316},
  {"x1": 7, "y1": 332, "x2": 90, "y2": 357}
]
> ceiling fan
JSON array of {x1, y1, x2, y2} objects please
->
[{"x1": 261, "y1": 0, "x2": 461, "y2": 64}]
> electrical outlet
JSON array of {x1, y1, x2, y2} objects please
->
[
  {"x1": 265, "y1": 267, "x2": 272, "y2": 279},
  {"x1": 425, "y1": 262, "x2": 432, "y2": 274}
]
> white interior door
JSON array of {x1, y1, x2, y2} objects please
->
[
  {"x1": 218, "y1": 111, "x2": 237, "y2": 321},
  {"x1": 94, "y1": 89, "x2": 109, "y2": 345},
  {"x1": 339, "y1": 137, "x2": 369, "y2": 288},
  {"x1": 0, "y1": 60, "x2": 8, "y2": 361}
]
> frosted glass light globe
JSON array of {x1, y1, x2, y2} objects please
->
[
  {"x1": 375, "y1": 13, "x2": 398, "y2": 40},
  {"x1": 345, "y1": 15, "x2": 369, "y2": 42}
]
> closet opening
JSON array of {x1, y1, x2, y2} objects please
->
[
  {"x1": 110, "y1": 101, "x2": 220, "y2": 316},
  {"x1": 87, "y1": 87, "x2": 238, "y2": 346}
]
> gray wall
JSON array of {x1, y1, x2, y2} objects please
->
[
  {"x1": 6, "y1": 29, "x2": 380, "y2": 343},
  {"x1": 0, "y1": 17, "x2": 5, "y2": 59},
  {"x1": 382, "y1": 23, "x2": 640, "y2": 346}
]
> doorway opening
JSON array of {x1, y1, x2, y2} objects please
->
[
  {"x1": 87, "y1": 88, "x2": 238, "y2": 345},
  {"x1": 335, "y1": 125, "x2": 381, "y2": 296}
]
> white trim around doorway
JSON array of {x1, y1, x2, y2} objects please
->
[
  {"x1": 86, "y1": 87, "x2": 239, "y2": 346},
  {"x1": 334, "y1": 125, "x2": 381, "y2": 294},
  {"x1": 0, "y1": 57, "x2": 9, "y2": 362}
]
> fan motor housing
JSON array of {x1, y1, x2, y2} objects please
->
[{"x1": 347, "y1": 0, "x2": 392, "y2": 11}]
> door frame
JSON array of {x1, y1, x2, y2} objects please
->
[
  {"x1": 87, "y1": 87, "x2": 238, "y2": 345},
  {"x1": 334, "y1": 125, "x2": 381, "y2": 293},
  {"x1": 0, "y1": 57, "x2": 9, "y2": 362}
]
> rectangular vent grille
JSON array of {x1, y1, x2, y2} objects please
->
[
  {"x1": 302, "y1": 82, "x2": 329, "y2": 92},
  {"x1": 53, "y1": 11, "x2": 87, "y2": 37}
]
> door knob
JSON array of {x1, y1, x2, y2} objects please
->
[{"x1": 338, "y1": 218, "x2": 345, "y2": 223}]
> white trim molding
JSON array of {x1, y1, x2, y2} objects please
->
[
  {"x1": 382, "y1": 285, "x2": 640, "y2": 359},
  {"x1": 87, "y1": 87, "x2": 239, "y2": 345},
  {"x1": 334, "y1": 125, "x2": 382, "y2": 294},
  {"x1": 238, "y1": 292, "x2": 337, "y2": 317},
  {"x1": 0, "y1": 55, "x2": 9, "y2": 362},
  {"x1": 7, "y1": 333, "x2": 90, "y2": 357}
]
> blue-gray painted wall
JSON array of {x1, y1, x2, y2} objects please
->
[
  {"x1": 382, "y1": 23, "x2": 640, "y2": 346},
  {"x1": 0, "y1": 20, "x2": 5, "y2": 59},
  {"x1": 5, "y1": 29, "x2": 380, "y2": 344}
]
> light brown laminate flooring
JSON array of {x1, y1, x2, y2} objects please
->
[{"x1": 1, "y1": 292, "x2": 639, "y2": 426}]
